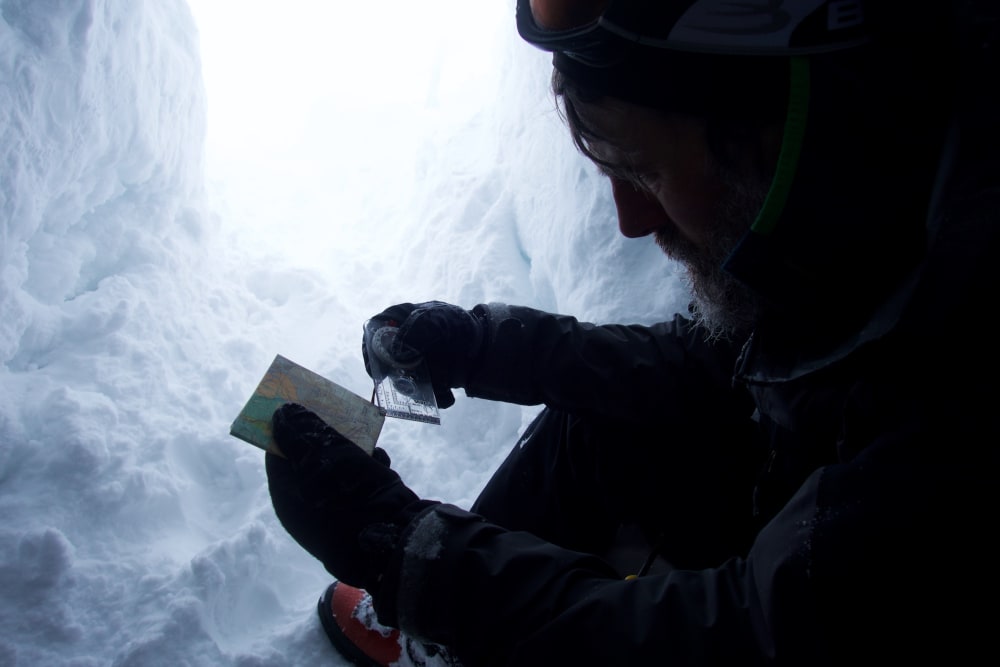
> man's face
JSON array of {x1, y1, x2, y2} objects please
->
[{"x1": 576, "y1": 98, "x2": 776, "y2": 338}]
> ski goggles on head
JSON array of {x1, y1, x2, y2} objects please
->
[
  {"x1": 516, "y1": 0, "x2": 871, "y2": 66},
  {"x1": 515, "y1": 0, "x2": 631, "y2": 68}
]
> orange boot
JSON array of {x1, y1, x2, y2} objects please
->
[{"x1": 318, "y1": 581, "x2": 461, "y2": 667}]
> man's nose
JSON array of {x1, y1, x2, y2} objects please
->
[{"x1": 610, "y1": 177, "x2": 668, "y2": 238}]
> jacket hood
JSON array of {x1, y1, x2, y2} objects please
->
[
  {"x1": 724, "y1": 42, "x2": 954, "y2": 346},
  {"x1": 731, "y1": 5, "x2": 1000, "y2": 387}
]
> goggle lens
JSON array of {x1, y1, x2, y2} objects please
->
[
  {"x1": 525, "y1": 0, "x2": 611, "y2": 31},
  {"x1": 517, "y1": 0, "x2": 627, "y2": 67}
]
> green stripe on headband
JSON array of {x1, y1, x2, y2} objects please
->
[{"x1": 751, "y1": 56, "x2": 811, "y2": 235}]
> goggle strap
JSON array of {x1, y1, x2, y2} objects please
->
[{"x1": 751, "y1": 56, "x2": 811, "y2": 236}]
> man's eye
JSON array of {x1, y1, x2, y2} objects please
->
[
  {"x1": 597, "y1": 163, "x2": 624, "y2": 180},
  {"x1": 620, "y1": 164, "x2": 655, "y2": 190},
  {"x1": 632, "y1": 172, "x2": 654, "y2": 189},
  {"x1": 599, "y1": 164, "x2": 653, "y2": 191}
]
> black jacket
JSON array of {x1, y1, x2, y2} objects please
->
[{"x1": 377, "y1": 10, "x2": 1000, "y2": 666}]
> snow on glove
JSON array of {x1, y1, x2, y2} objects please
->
[
  {"x1": 265, "y1": 402, "x2": 435, "y2": 593},
  {"x1": 363, "y1": 301, "x2": 487, "y2": 409}
]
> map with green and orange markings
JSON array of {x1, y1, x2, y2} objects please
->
[{"x1": 230, "y1": 354, "x2": 384, "y2": 456}]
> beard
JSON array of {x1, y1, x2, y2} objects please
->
[{"x1": 654, "y1": 158, "x2": 770, "y2": 341}]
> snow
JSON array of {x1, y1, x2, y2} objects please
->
[{"x1": 0, "y1": 1, "x2": 689, "y2": 664}]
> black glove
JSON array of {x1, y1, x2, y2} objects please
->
[
  {"x1": 363, "y1": 301, "x2": 487, "y2": 408},
  {"x1": 265, "y1": 403, "x2": 434, "y2": 592}
]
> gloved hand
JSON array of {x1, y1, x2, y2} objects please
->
[
  {"x1": 265, "y1": 402, "x2": 435, "y2": 592},
  {"x1": 364, "y1": 301, "x2": 487, "y2": 408}
]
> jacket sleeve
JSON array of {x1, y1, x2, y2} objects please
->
[
  {"x1": 379, "y1": 423, "x2": 994, "y2": 666},
  {"x1": 383, "y1": 501, "x2": 795, "y2": 666},
  {"x1": 465, "y1": 304, "x2": 749, "y2": 422}
]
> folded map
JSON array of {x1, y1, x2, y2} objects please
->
[{"x1": 230, "y1": 354, "x2": 384, "y2": 456}]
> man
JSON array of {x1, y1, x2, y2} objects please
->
[{"x1": 265, "y1": 1, "x2": 1000, "y2": 665}]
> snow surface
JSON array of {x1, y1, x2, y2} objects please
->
[{"x1": 0, "y1": 1, "x2": 690, "y2": 664}]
